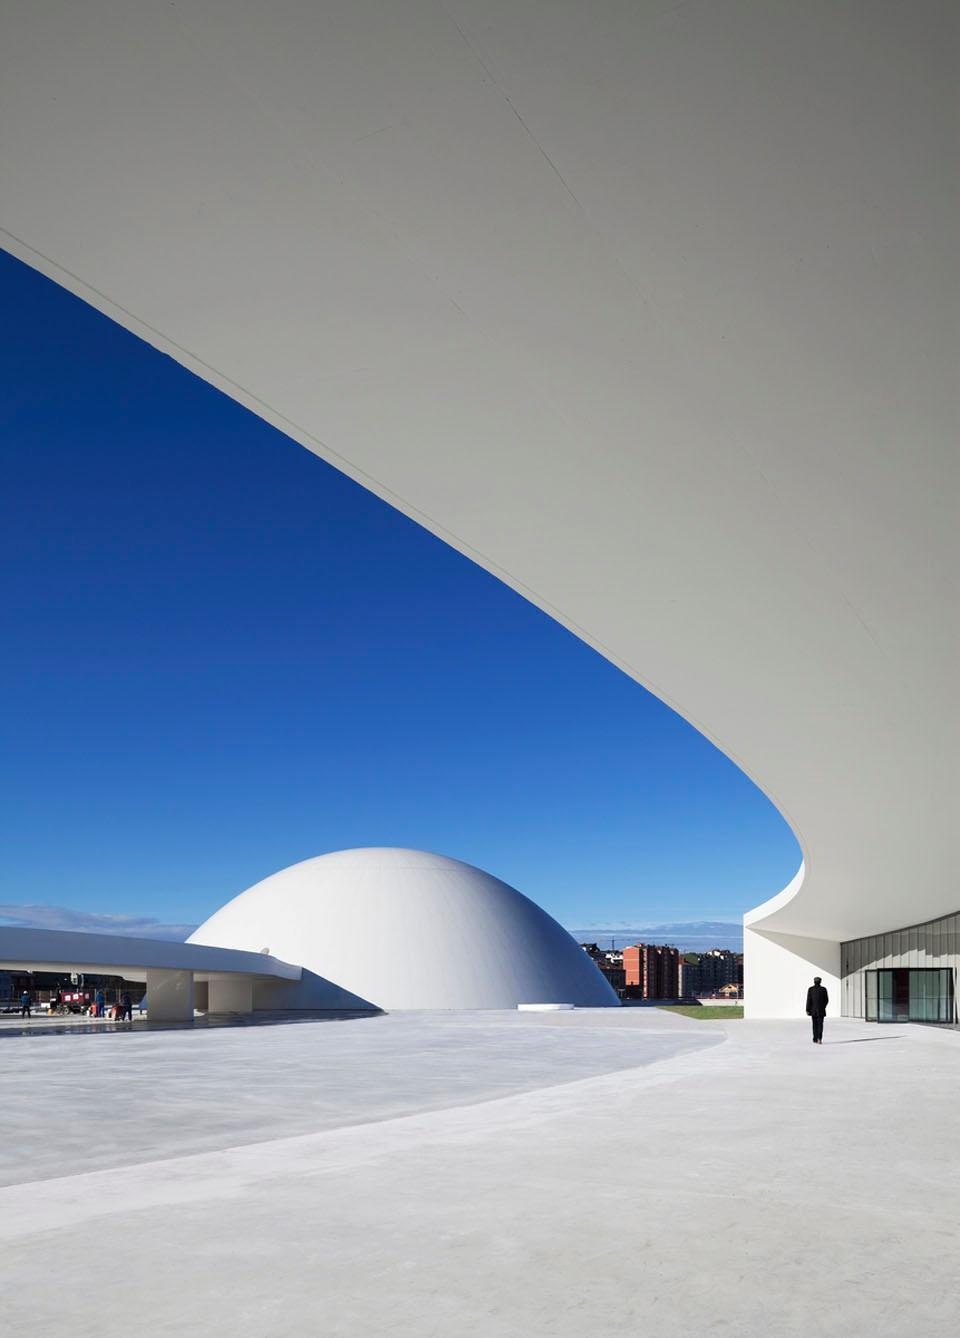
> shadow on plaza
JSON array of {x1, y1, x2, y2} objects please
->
[{"x1": 825, "y1": 1034, "x2": 905, "y2": 1043}]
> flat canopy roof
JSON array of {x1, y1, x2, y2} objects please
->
[{"x1": 0, "y1": 926, "x2": 301, "y2": 983}]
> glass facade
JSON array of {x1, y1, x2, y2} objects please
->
[
  {"x1": 842, "y1": 911, "x2": 960, "y2": 1023},
  {"x1": 862, "y1": 969, "x2": 953, "y2": 1022}
]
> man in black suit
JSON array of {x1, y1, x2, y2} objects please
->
[{"x1": 806, "y1": 976, "x2": 829, "y2": 1043}]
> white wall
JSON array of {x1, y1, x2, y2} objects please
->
[
  {"x1": 144, "y1": 968, "x2": 195, "y2": 1023},
  {"x1": 207, "y1": 976, "x2": 253, "y2": 1014},
  {"x1": 744, "y1": 928, "x2": 841, "y2": 1021},
  {"x1": 251, "y1": 970, "x2": 381, "y2": 1012}
]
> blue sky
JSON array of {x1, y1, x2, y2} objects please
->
[{"x1": 0, "y1": 250, "x2": 800, "y2": 943}]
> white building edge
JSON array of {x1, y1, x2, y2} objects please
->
[
  {"x1": 1, "y1": 3, "x2": 955, "y2": 1020},
  {"x1": 0, "y1": 924, "x2": 377, "y2": 1020}
]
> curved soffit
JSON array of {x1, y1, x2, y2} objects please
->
[{"x1": 1, "y1": 1, "x2": 956, "y2": 941}]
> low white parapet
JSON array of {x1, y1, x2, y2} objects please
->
[{"x1": 517, "y1": 1003, "x2": 575, "y2": 1012}]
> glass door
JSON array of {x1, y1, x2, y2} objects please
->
[
  {"x1": 865, "y1": 968, "x2": 954, "y2": 1023},
  {"x1": 910, "y1": 968, "x2": 954, "y2": 1022},
  {"x1": 877, "y1": 969, "x2": 908, "y2": 1022}
]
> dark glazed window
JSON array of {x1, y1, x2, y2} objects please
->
[{"x1": 864, "y1": 968, "x2": 954, "y2": 1024}]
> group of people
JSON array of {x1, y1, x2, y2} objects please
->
[
  {"x1": 19, "y1": 988, "x2": 135, "y2": 1021},
  {"x1": 86, "y1": 988, "x2": 135, "y2": 1021}
]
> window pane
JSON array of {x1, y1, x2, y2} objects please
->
[
  {"x1": 910, "y1": 971, "x2": 929, "y2": 1020},
  {"x1": 865, "y1": 971, "x2": 878, "y2": 1022}
]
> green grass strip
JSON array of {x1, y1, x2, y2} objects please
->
[{"x1": 657, "y1": 1005, "x2": 744, "y2": 1020}]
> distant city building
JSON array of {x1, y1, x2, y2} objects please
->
[
  {"x1": 622, "y1": 943, "x2": 680, "y2": 1000},
  {"x1": 579, "y1": 944, "x2": 626, "y2": 992},
  {"x1": 681, "y1": 949, "x2": 743, "y2": 998},
  {"x1": 579, "y1": 941, "x2": 743, "y2": 999}
]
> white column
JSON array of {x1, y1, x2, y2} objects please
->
[
  {"x1": 207, "y1": 976, "x2": 254, "y2": 1014},
  {"x1": 144, "y1": 968, "x2": 195, "y2": 1022}
]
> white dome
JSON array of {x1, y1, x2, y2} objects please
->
[{"x1": 189, "y1": 848, "x2": 618, "y2": 1010}]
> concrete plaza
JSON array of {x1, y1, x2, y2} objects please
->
[{"x1": 2, "y1": 1009, "x2": 957, "y2": 1334}]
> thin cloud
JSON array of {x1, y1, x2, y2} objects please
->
[
  {"x1": 0, "y1": 904, "x2": 197, "y2": 942},
  {"x1": 567, "y1": 920, "x2": 743, "y2": 951}
]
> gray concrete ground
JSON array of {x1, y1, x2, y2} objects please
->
[
  {"x1": 1, "y1": 1009, "x2": 957, "y2": 1335},
  {"x1": 0, "y1": 1009, "x2": 717, "y2": 1184}
]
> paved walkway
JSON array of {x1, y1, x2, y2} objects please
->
[
  {"x1": 0, "y1": 1008, "x2": 717, "y2": 1185},
  {"x1": 2, "y1": 1010, "x2": 957, "y2": 1335}
]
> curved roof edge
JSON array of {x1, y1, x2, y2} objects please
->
[
  {"x1": 743, "y1": 864, "x2": 805, "y2": 931},
  {"x1": 0, "y1": 925, "x2": 301, "y2": 980},
  {"x1": 2, "y1": 4, "x2": 955, "y2": 951}
]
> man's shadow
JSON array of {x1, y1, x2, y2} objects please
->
[{"x1": 825, "y1": 1035, "x2": 904, "y2": 1043}]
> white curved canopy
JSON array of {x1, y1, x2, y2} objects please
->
[{"x1": 1, "y1": 3, "x2": 956, "y2": 955}]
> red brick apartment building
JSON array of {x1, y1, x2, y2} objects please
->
[{"x1": 622, "y1": 944, "x2": 681, "y2": 999}]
